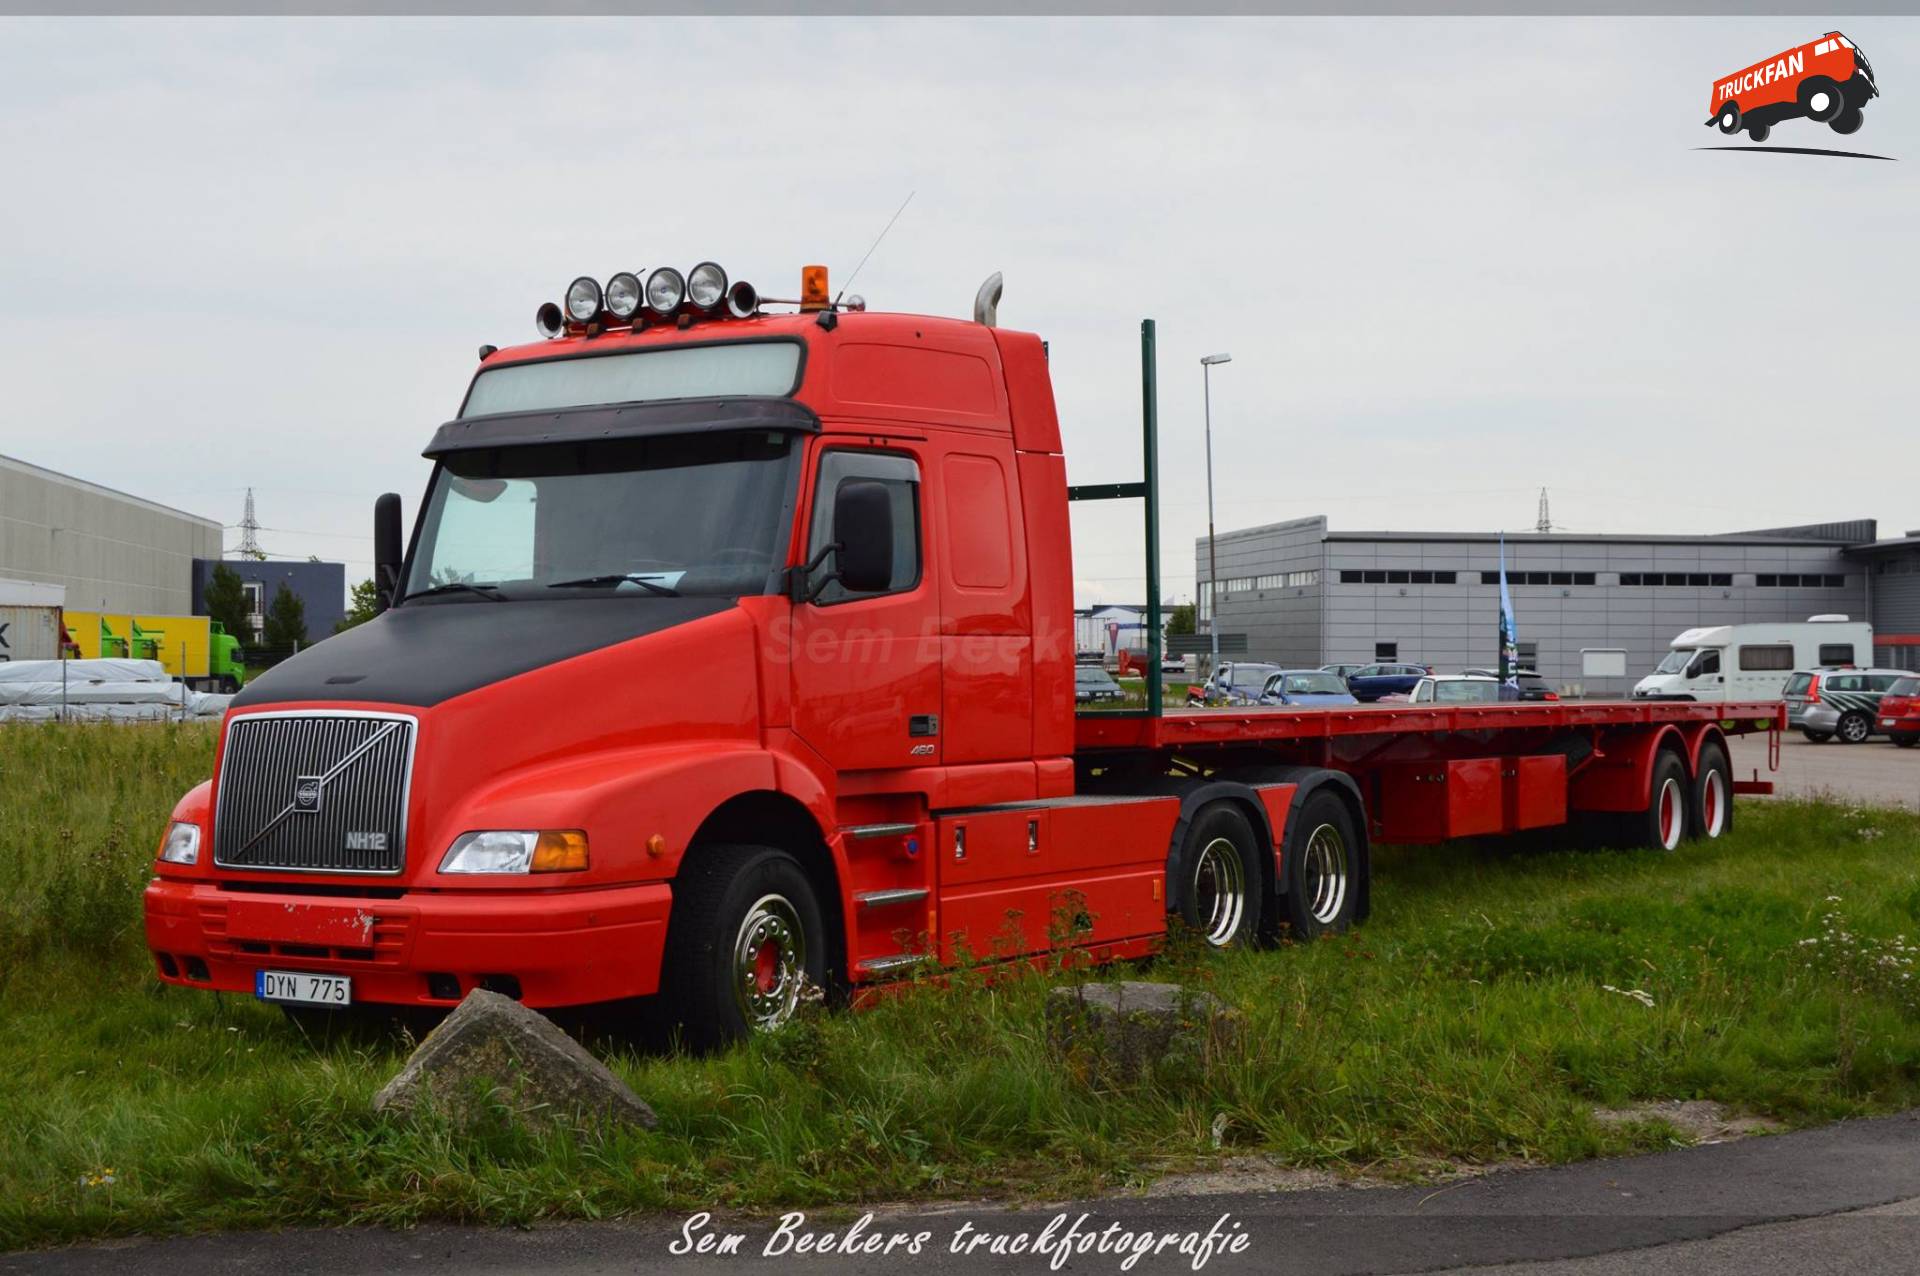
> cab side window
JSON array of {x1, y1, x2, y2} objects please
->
[
  {"x1": 1696, "y1": 650, "x2": 1721, "y2": 676},
  {"x1": 807, "y1": 450, "x2": 921, "y2": 604}
]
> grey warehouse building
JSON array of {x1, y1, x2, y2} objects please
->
[
  {"x1": 1197, "y1": 515, "x2": 1920, "y2": 693},
  {"x1": 0, "y1": 452, "x2": 222, "y2": 615}
]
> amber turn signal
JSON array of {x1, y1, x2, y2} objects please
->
[{"x1": 531, "y1": 830, "x2": 590, "y2": 873}]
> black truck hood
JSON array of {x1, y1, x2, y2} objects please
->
[{"x1": 231, "y1": 595, "x2": 735, "y2": 709}]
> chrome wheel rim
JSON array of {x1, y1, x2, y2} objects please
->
[
  {"x1": 1657, "y1": 777, "x2": 1684, "y2": 850},
  {"x1": 1192, "y1": 837, "x2": 1246, "y2": 946},
  {"x1": 732, "y1": 893, "x2": 806, "y2": 1031},
  {"x1": 1701, "y1": 768, "x2": 1727, "y2": 838},
  {"x1": 1302, "y1": 823, "x2": 1349, "y2": 925}
]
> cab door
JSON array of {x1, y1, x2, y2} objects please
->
[{"x1": 788, "y1": 445, "x2": 942, "y2": 773}]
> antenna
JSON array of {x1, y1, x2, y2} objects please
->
[
  {"x1": 836, "y1": 189, "x2": 915, "y2": 303},
  {"x1": 1535, "y1": 487, "x2": 1554, "y2": 534},
  {"x1": 237, "y1": 487, "x2": 266, "y2": 561}
]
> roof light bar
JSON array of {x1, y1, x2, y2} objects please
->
[
  {"x1": 645, "y1": 267, "x2": 686, "y2": 317},
  {"x1": 564, "y1": 276, "x2": 603, "y2": 324},
  {"x1": 604, "y1": 272, "x2": 643, "y2": 322},
  {"x1": 687, "y1": 261, "x2": 728, "y2": 311}
]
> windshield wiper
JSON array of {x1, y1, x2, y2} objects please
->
[
  {"x1": 545, "y1": 573, "x2": 680, "y2": 596},
  {"x1": 402, "y1": 580, "x2": 507, "y2": 603}
]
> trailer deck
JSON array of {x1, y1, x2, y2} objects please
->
[{"x1": 1076, "y1": 699, "x2": 1787, "y2": 751}]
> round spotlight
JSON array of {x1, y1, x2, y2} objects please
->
[
  {"x1": 645, "y1": 267, "x2": 686, "y2": 316},
  {"x1": 535, "y1": 302, "x2": 566, "y2": 339},
  {"x1": 725, "y1": 279, "x2": 759, "y2": 319},
  {"x1": 604, "y1": 272, "x2": 642, "y2": 321},
  {"x1": 687, "y1": 262, "x2": 728, "y2": 311},
  {"x1": 565, "y1": 276, "x2": 603, "y2": 323}
]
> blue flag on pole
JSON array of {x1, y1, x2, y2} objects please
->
[{"x1": 1497, "y1": 533, "x2": 1519, "y2": 685}]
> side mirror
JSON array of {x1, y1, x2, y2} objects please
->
[
  {"x1": 373, "y1": 493, "x2": 403, "y2": 613},
  {"x1": 830, "y1": 480, "x2": 895, "y2": 594}
]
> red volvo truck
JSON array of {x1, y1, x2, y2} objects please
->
[{"x1": 144, "y1": 262, "x2": 1783, "y2": 1046}]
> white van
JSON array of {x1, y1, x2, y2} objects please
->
[{"x1": 1631, "y1": 615, "x2": 1873, "y2": 702}]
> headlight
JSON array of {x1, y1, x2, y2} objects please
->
[
  {"x1": 439, "y1": 830, "x2": 589, "y2": 874},
  {"x1": 645, "y1": 266, "x2": 685, "y2": 316},
  {"x1": 687, "y1": 261, "x2": 728, "y2": 310},
  {"x1": 565, "y1": 276, "x2": 603, "y2": 323},
  {"x1": 604, "y1": 271, "x2": 642, "y2": 321},
  {"x1": 159, "y1": 821, "x2": 200, "y2": 865}
]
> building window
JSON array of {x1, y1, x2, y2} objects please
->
[
  {"x1": 1573, "y1": 572, "x2": 1596, "y2": 586},
  {"x1": 1363, "y1": 570, "x2": 1386, "y2": 583},
  {"x1": 1387, "y1": 570, "x2": 1409, "y2": 584},
  {"x1": 1738, "y1": 644, "x2": 1795, "y2": 671},
  {"x1": 1433, "y1": 571, "x2": 1457, "y2": 584},
  {"x1": 1340, "y1": 570, "x2": 1362, "y2": 584},
  {"x1": 1620, "y1": 573, "x2": 1642, "y2": 586},
  {"x1": 242, "y1": 581, "x2": 265, "y2": 641},
  {"x1": 1374, "y1": 642, "x2": 1398, "y2": 661},
  {"x1": 1516, "y1": 641, "x2": 1538, "y2": 667},
  {"x1": 1710, "y1": 574, "x2": 1732, "y2": 587}
]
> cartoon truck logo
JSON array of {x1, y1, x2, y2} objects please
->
[{"x1": 1707, "y1": 31, "x2": 1878, "y2": 143}]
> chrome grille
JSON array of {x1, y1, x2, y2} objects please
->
[{"x1": 213, "y1": 712, "x2": 415, "y2": 874}]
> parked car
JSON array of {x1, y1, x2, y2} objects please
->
[
  {"x1": 1074, "y1": 665, "x2": 1126, "y2": 704},
  {"x1": 1206, "y1": 661, "x2": 1284, "y2": 706},
  {"x1": 1461, "y1": 668, "x2": 1559, "y2": 701},
  {"x1": 1876, "y1": 675, "x2": 1919, "y2": 747},
  {"x1": 1409, "y1": 674, "x2": 1503, "y2": 704},
  {"x1": 1346, "y1": 662, "x2": 1432, "y2": 702},
  {"x1": 1257, "y1": 670, "x2": 1359, "y2": 708},
  {"x1": 1321, "y1": 663, "x2": 1367, "y2": 681},
  {"x1": 1784, "y1": 667, "x2": 1912, "y2": 743}
]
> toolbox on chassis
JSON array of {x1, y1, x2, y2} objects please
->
[{"x1": 144, "y1": 263, "x2": 1784, "y2": 1046}]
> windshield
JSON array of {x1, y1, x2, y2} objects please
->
[
  {"x1": 1231, "y1": 666, "x2": 1275, "y2": 688},
  {"x1": 1075, "y1": 668, "x2": 1113, "y2": 685},
  {"x1": 1282, "y1": 673, "x2": 1348, "y2": 695},
  {"x1": 1654, "y1": 648, "x2": 1696, "y2": 675},
  {"x1": 1892, "y1": 677, "x2": 1919, "y2": 698},
  {"x1": 462, "y1": 342, "x2": 803, "y2": 417},
  {"x1": 1434, "y1": 680, "x2": 1501, "y2": 703},
  {"x1": 403, "y1": 431, "x2": 799, "y2": 601}
]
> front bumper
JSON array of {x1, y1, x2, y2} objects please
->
[{"x1": 144, "y1": 877, "x2": 673, "y2": 1009}]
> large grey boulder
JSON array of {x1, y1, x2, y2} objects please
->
[
  {"x1": 1046, "y1": 980, "x2": 1241, "y2": 1087},
  {"x1": 373, "y1": 989, "x2": 657, "y2": 1130}
]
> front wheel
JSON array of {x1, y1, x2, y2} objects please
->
[
  {"x1": 660, "y1": 844, "x2": 826, "y2": 1051},
  {"x1": 1837, "y1": 712, "x2": 1872, "y2": 745},
  {"x1": 1176, "y1": 804, "x2": 1261, "y2": 948},
  {"x1": 1717, "y1": 102, "x2": 1742, "y2": 134},
  {"x1": 1801, "y1": 729, "x2": 1832, "y2": 744},
  {"x1": 1279, "y1": 790, "x2": 1361, "y2": 939}
]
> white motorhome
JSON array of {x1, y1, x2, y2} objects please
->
[{"x1": 1632, "y1": 615, "x2": 1874, "y2": 702}]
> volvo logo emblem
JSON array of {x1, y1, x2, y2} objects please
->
[{"x1": 292, "y1": 776, "x2": 324, "y2": 813}]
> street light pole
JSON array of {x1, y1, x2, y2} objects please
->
[{"x1": 1201, "y1": 352, "x2": 1231, "y2": 676}]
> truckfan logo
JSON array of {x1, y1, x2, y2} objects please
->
[
  {"x1": 292, "y1": 777, "x2": 324, "y2": 813},
  {"x1": 1703, "y1": 31, "x2": 1882, "y2": 152}
]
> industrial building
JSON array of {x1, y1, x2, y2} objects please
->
[
  {"x1": 0, "y1": 452, "x2": 222, "y2": 615},
  {"x1": 1197, "y1": 516, "x2": 1920, "y2": 692},
  {"x1": 191, "y1": 559, "x2": 347, "y2": 643}
]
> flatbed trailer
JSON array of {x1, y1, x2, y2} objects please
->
[{"x1": 142, "y1": 266, "x2": 1783, "y2": 1048}]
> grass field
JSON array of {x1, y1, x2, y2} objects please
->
[{"x1": 5, "y1": 721, "x2": 1920, "y2": 1249}]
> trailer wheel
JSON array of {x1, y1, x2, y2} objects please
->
[
  {"x1": 1176, "y1": 804, "x2": 1261, "y2": 948},
  {"x1": 1801, "y1": 729, "x2": 1832, "y2": 744},
  {"x1": 1716, "y1": 102, "x2": 1742, "y2": 134},
  {"x1": 1800, "y1": 77, "x2": 1844, "y2": 122},
  {"x1": 660, "y1": 843, "x2": 826, "y2": 1051},
  {"x1": 1831, "y1": 107, "x2": 1864, "y2": 135},
  {"x1": 1633, "y1": 752, "x2": 1689, "y2": 852},
  {"x1": 1836, "y1": 711, "x2": 1872, "y2": 745},
  {"x1": 1280, "y1": 791, "x2": 1360, "y2": 939},
  {"x1": 1689, "y1": 741, "x2": 1733, "y2": 840},
  {"x1": 1746, "y1": 121, "x2": 1771, "y2": 143}
]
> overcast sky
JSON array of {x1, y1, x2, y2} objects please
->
[{"x1": 1, "y1": 16, "x2": 1914, "y2": 607}]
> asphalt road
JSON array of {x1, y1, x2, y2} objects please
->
[
  {"x1": 12, "y1": 1112, "x2": 1920, "y2": 1275},
  {"x1": 1727, "y1": 732, "x2": 1920, "y2": 809}
]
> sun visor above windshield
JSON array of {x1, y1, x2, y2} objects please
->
[{"x1": 424, "y1": 397, "x2": 821, "y2": 458}]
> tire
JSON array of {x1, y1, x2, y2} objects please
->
[
  {"x1": 1836, "y1": 711, "x2": 1872, "y2": 745},
  {"x1": 1279, "y1": 790, "x2": 1361, "y2": 939},
  {"x1": 1801, "y1": 77, "x2": 1844, "y2": 122},
  {"x1": 1633, "y1": 751, "x2": 1689, "y2": 852},
  {"x1": 1893, "y1": 734, "x2": 1919, "y2": 749},
  {"x1": 1747, "y1": 122, "x2": 1771, "y2": 143},
  {"x1": 1831, "y1": 107, "x2": 1864, "y2": 135},
  {"x1": 1689, "y1": 741, "x2": 1733, "y2": 840},
  {"x1": 659, "y1": 844, "x2": 826, "y2": 1051},
  {"x1": 1801, "y1": 729, "x2": 1832, "y2": 744},
  {"x1": 219, "y1": 675, "x2": 240, "y2": 694},
  {"x1": 1717, "y1": 102, "x2": 1742, "y2": 134},
  {"x1": 1175, "y1": 804, "x2": 1262, "y2": 948}
]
